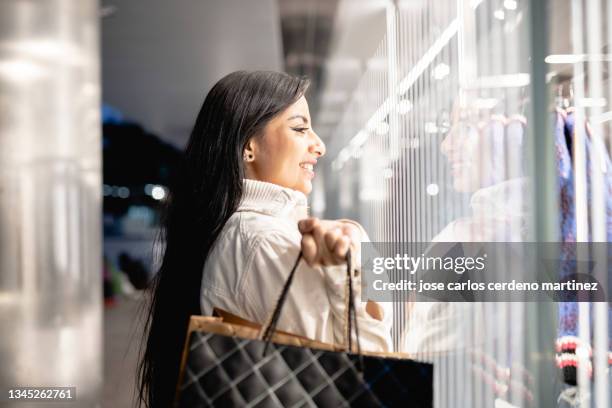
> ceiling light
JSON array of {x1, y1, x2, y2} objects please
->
[
  {"x1": 471, "y1": 0, "x2": 485, "y2": 9},
  {"x1": 432, "y1": 63, "x2": 450, "y2": 80},
  {"x1": 424, "y1": 122, "x2": 438, "y2": 134},
  {"x1": 472, "y1": 73, "x2": 530, "y2": 88},
  {"x1": 545, "y1": 54, "x2": 582, "y2": 64},
  {"x1": 590, "y1": 110, "x2": 612, "y2": 124},
  {"x1": 503, "y1": 0, "x2": 517, "y2": 10},
  {"x1": 576, "y1": 98, "x2": 607, "y2": 108},
  {"x1": 426, "y1": 183, "x2": 440, "y2": 196},
  {"x1": 349, "y1": 131, "x2": 368, "y2": 148},
  {"x1": 151, "y1": 186, "x2": 166, "y2": 200},
  {"x1": 0, "y1": 59, "x2": 46, "y2": 83},
  {"x1": 338, "y1": 148, "x2": 350, "y2": 163},
  {"x1": 398, "y1": 19, "x2": 459, "y2": 95}
]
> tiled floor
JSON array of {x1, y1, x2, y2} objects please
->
[{"x1": 103, "y1": 296, "x2": 145, "y2": 407}]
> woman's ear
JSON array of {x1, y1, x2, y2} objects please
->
[{"x1": 243, "y1": 139, "x2": 256, "y2": 162}]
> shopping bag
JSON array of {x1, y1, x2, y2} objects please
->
[{"x1": 174, "y1": 251, "x2": 433, "y2": 407}]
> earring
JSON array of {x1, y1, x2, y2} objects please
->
[{"x1": 243, "y1": 153, "x2": 254, "y2": 162}]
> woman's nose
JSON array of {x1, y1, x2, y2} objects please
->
[
  {"x1": 440, "y1": 131, "x2": 452, "y2": 157},
  {"x1": 310, "y1": 130, "x2": 326, "y2": 157}
]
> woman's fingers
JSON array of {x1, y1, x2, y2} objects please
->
[
  {"x1": 301, "y1": 233, "x2": 318, "y2": 267},
  {"x1": 312, "y1": 223, "x2": 332, "y2": 266},
  {"x1": 298, "y1": 217, "x2": 319, "y2": 234},
  {"x1": 324, "y1": 228, "x2": 346, "y2": 264},
  {"x1": 324, "y1": 228, "x2": 341, "y2": 251},
  {"x1": 366, "y1": 300, "x2": 384, "y2": 321},
  {"x1": 299, "y1": 218, "x2": 361, "y2": 266},
  {"x1": 333, "y1": 236, "x2": 350, "y2": 259},
  {"x1": 341, "y1": 224, "x2": 360, "y2": 248}
]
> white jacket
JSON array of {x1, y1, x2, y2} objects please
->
[{"x1": 201, "y1": 179, "x2": 392, "y2": 352}]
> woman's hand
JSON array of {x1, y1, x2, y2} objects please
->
[
  {"x1": 297, "y1": 217, "x2": 361, "y2": 267},
  {"x1": 299, "y1": 217, "x2": 385, "y2": 322}
]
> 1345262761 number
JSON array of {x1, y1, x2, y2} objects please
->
[{"x1": 5, "y1": 387, "x2": 75, "y2": 401}]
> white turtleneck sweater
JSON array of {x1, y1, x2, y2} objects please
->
[{"x1": 201, "y1": 179, "x2": 392, "y2": 352}]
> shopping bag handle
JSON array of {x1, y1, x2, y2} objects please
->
[{"x1": 260, "y1": 249, "x2": 362, "y2": 360}]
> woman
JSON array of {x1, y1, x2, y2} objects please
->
[{"x1": 137, "y1": 71, "x2": 391, "y2": 408}]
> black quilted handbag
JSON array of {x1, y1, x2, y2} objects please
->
[{"x1": 174, "y1": 251, "x2": 433, "y2": 407}]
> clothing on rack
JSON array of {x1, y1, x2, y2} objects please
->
[
  {"x1": 564, "y1": 109, "x2": 612, "y2": 242},
  {"x1": 554, "y1": 107, "x2": 612, "y2": 386}
]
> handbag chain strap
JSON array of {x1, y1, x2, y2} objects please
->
[{"x1": 260, "y1": 249, "x2": 362, "y2": 360}]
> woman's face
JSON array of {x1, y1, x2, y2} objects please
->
[
  {"x1": 440, "y1": 121, "x2": 486, "y2": 192},
  {"x1": 244, "y1": 95, "x2": 325, "y2": 195},
  {"x1": 440, "y1": 103, "x2": 496, "y2": 193}
]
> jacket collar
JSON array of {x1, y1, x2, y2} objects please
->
[{"x1": 237, "y1": 179, "x2": 309, "y2": 222}]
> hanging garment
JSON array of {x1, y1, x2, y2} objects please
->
[
  {"x1": 555, "y1": 109, "x2": 612, "y2": 388},
  {"x1": 566, "y1": 110, "x2": 612, "y2": 353},
  {"x1": 557, "y1": 109, "x2": 577, "y2": 243},
  {"x1": 564, "y1": 109, "x2": 612, "y2": 242},
  {"x1": 554, "y1": 110, "x2": 579, "y2": 344}
]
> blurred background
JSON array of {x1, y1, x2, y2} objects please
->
[{"x1": 0, "y1": 0, "x2": 611, "y2": 407}]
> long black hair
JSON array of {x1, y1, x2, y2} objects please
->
[{"x1": 137, "y1": 71, "x2": 310, "y2": 407}]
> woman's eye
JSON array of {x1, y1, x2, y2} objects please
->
[{"x1": 292, "y1": 127, "x2": 309, "y2": 134}]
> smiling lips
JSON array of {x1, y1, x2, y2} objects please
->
[{"x1": 299, "y1": 162, "x2": 315, "y2": 178}]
